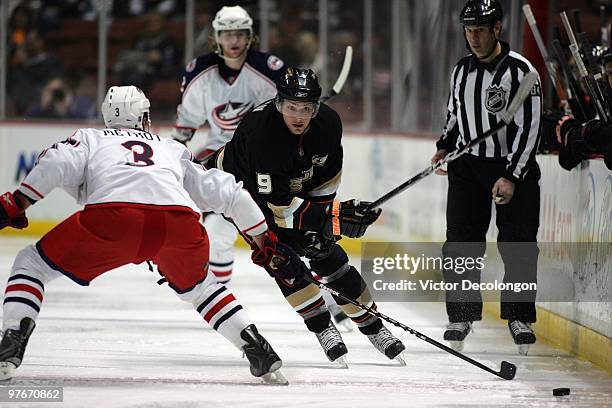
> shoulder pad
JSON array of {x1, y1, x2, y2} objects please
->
[
  {"x1": 245, "y1": 50, "x2": 286, "y2": 81},
  {"x1": 181, "y1": 53, "x2": 222, "y2": 92}
]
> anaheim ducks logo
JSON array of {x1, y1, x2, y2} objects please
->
[{"x1": 212, "y1": 101, "x2": 254, "y2": 130}]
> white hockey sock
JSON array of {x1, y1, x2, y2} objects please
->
[
  {"x1": 3, "y1": 245, "x2": 62, "y2": 331},
  {"x1": 204, "y1": 214, "x2": 238, "y2": 285},
  {"x1": 176, "y1": 273, "x2": 252, "y2": 349}
]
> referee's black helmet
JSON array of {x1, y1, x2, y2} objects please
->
[{"x1": 460, "y1": 0, "x2": 503, "y2": 27}]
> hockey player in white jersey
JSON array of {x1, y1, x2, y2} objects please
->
[
  {"x1": 0, "y1": 86, "x2": 301, "y2": 384},
  {"x1": 171, "y1": 5, "x2": 285, "y2": 285}
]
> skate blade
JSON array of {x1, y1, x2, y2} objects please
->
[
  {"x1": 261, "y1": 369, "x2": 289, "y2": 385},
  {"x1": 0, "y1": 362, "x2": 16, "y2": 381},
  {"x1": 517, "y1": 344, "x2": 530, "y2": 356},
  {"x1": 448, "y1": 340, "x2": 464, "y2": 352},
  {"x1": 393, "y1": 352, "x2": 407, "y2": 366},
  {"x1": 333, "y1": 355, "x2": 349, "y2": 369}
]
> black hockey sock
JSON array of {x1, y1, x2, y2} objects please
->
[
  {"x1": 358, "y1": 318, "x2": 382, "y2": 335},
  {"x1": 304, "y1": 310, "x2": 332, "y2": 333}
]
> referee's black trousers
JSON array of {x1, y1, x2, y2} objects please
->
[{"x1": 442, "y1": 154, "x2": 540, "y2": 323}]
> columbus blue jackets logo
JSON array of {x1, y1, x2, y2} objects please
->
[
  {"x1": 212, "y1": 101, "x2": 254, "y2": 130},
  {"x1": 267, "y1": 55, "x2": 284, "y2": 71},
  {"x1": 485, "y1": 85, "x2": 507, "y2": 114}
]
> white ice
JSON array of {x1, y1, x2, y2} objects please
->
[{"x1": 0, "y1": 236, "x2": 610, "y2": 407}]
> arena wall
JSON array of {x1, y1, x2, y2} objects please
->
[{"x1": 0, "y1": 122, "x2": 609, "y2": 371}]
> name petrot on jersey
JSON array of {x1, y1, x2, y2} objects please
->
[{"x1": 102, "y1": 128, "x2": 161, "y2": 141}]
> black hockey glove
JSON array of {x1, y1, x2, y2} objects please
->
[
  {"x1": 303, "y1": 231, "x2": 336, "y2": 261},
  {"x1": 324, "y1": 199, "x2": 381, "y2": 239},
  {"x1": 251, "y1": 231, "x2": 308, "y2": 280},
  {"x1": 558, "y1": 117, "x2": 582, "y2": 146},
  {"x1": 0, "y1": 191, "x2": 29, "y2": 230}
]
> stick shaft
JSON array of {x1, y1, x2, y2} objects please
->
[{"x1": 368, "y1": 72, "x2": 537, "y2": 209}]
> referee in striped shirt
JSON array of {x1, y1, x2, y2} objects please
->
[{"x1": 432, "y1": 0, "x2": 541, "y2": 355}]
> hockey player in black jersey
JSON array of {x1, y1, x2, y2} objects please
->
[{"x1": 208, "y1": 67, "x2": 406, "y2": 365}]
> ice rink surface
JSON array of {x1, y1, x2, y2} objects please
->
[{"x1": 0, "y1": 236, "x2": 610, "y2": 407}]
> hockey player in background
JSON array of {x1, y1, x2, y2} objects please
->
[
  {"x1": 0, "y1": 86, "x2": 298, "y2": 384},
  {"x1": 171, "y1": 5, "x2": 285, "y2": 285},
  {"x1": 206, "y1": 67, "x2": 406, "y2": 365}
]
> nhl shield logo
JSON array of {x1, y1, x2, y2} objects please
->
[{"x1": 485, "y1": 85, "x2": 507, "y2": 114}]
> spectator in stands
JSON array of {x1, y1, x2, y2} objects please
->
[
  {"x1": 26, "y1": 76, "x2": 96, "y2": 120},
  {"x1": 112, "y1": 0, "x2": 184, "y2": 18},
  {"x1": 115, "y1": 11, "x2": 181, "y2": 91},
  {"x1": 295, "y1": 31, "x2": 322, "y2": 73},
  {"x1": 8, "y1": 4, "x2": 34, "y2": 66},
  {"x1": 194, "y1": 9, "x2": 213, "y2": 56},
  {"x1": 8, "y1": 29, "x2": 65, "y2": 115}
]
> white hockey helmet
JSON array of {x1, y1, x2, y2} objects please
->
[
  {"x1": 212, "y1": 5, "x2": 253, "y2": 58},
  {"x1": 101, "y1": 86, "x2": 151, "y2": 130}
]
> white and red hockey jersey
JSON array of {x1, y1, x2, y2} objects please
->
[
  {"x1": 176, "y1": 50, "x2": 285, "y2": 153},
  {"x1": 17, "y1": 127, "x2": 267, "y2": 236}
]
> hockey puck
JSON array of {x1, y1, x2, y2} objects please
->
[{"x1": 553, "y1": 388, "x2": 570, "y2": 396}]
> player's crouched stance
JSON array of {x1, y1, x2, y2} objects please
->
[
  {"x1": 0, "y1": 86, "x2": 293, "y2": 384},
  {"x1": 213, "y1": 68, "x2": 406, "y2": 366}
]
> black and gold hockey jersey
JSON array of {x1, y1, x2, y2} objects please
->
[{"x1": 217, "y1": 99, "x2": 343, "y2": 232}]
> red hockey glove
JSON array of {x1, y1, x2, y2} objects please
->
[
  {"x1": 251, "y1": 231, "x2": 307, "y2": 280},
  {"x1": 0, "y1": 191, "x2": 29, "y2": 230}
]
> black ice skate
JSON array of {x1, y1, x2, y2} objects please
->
[
  {"x1": 240, "y1": 324, "x2": 287, "y2": 385},
  {"x1": 315, "y1": 321, "x2": 348, "y2": 367},
  {"x1": 366, "y1": 325, "x2": 406, "y2": 365},
  {"x1": 443, "y1": 321, "x2": 472, "y2": 352},
  {"x1": 0, "y1": 317, "x2": 36, "y2": 381},
  {"x1": 508, "y1": 320, "x2": 536, "y2": 356}
]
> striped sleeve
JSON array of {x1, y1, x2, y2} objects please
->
[
  {"x1": 505, "y1": 66, "x2": 542, "y2": 183},
  {"x1": 437, "y1": 64, "x2": 461, "y2": 151}
]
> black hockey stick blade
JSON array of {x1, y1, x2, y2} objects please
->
[
  {"x1": 367, "y1": 72, "x2": 538, "y2": 210},
  {"x1": 500, "y1": 360, "x2": 517, "y2": 380},
  {"x1": 320, "y1": 45, "x2": 353, "y2": 103}
]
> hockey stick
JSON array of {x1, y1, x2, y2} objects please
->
[
  {"x1": 561, "y1": 11, "x2": 612, "y2": 124},
  {"x1": 301, "y1": 273, "x2": 516, "y2": 380},
  {"x1": 366, "y1": 71, "x2": 538, "y2": 210},
  {"x1": 320, "y1": 45, "x2": 353, "y2": 103},
  {"x1": 522, "y1": 5, "x2": 563, "y2": 102}
]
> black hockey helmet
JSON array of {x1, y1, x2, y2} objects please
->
[
  {"x1": 460, "y1": 0, "x2": 503, "y2": 27},
  {"x1": 276, "y1": 67, "x2": 322, "y2": 103}
]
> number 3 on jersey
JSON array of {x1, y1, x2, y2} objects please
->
[
  {"x1": 122, "y1": 140, "x2": 154, "y2": 166},
  {"x1": 257, "y1": 173, "x2": 272, "y2": 194}
]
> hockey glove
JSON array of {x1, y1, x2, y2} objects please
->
[
  {"x1": 303, "y1": 231, "x2": 336, "y2": 261},
  {"x1": 171, "y1": 128, "x2": 196, "y2": 144},
  {"x1": 324, "y1": 199, "x2": 381, "y2": 239},
  {"x1": 251, "y1": 231, "x2": 308, "y2": 280},
  {"x1": 0, "y1": 191, "x2": 29, "y2": 230},
  {"x1": 558, "y1": 117, "x2": 581, "y2": 146}
]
